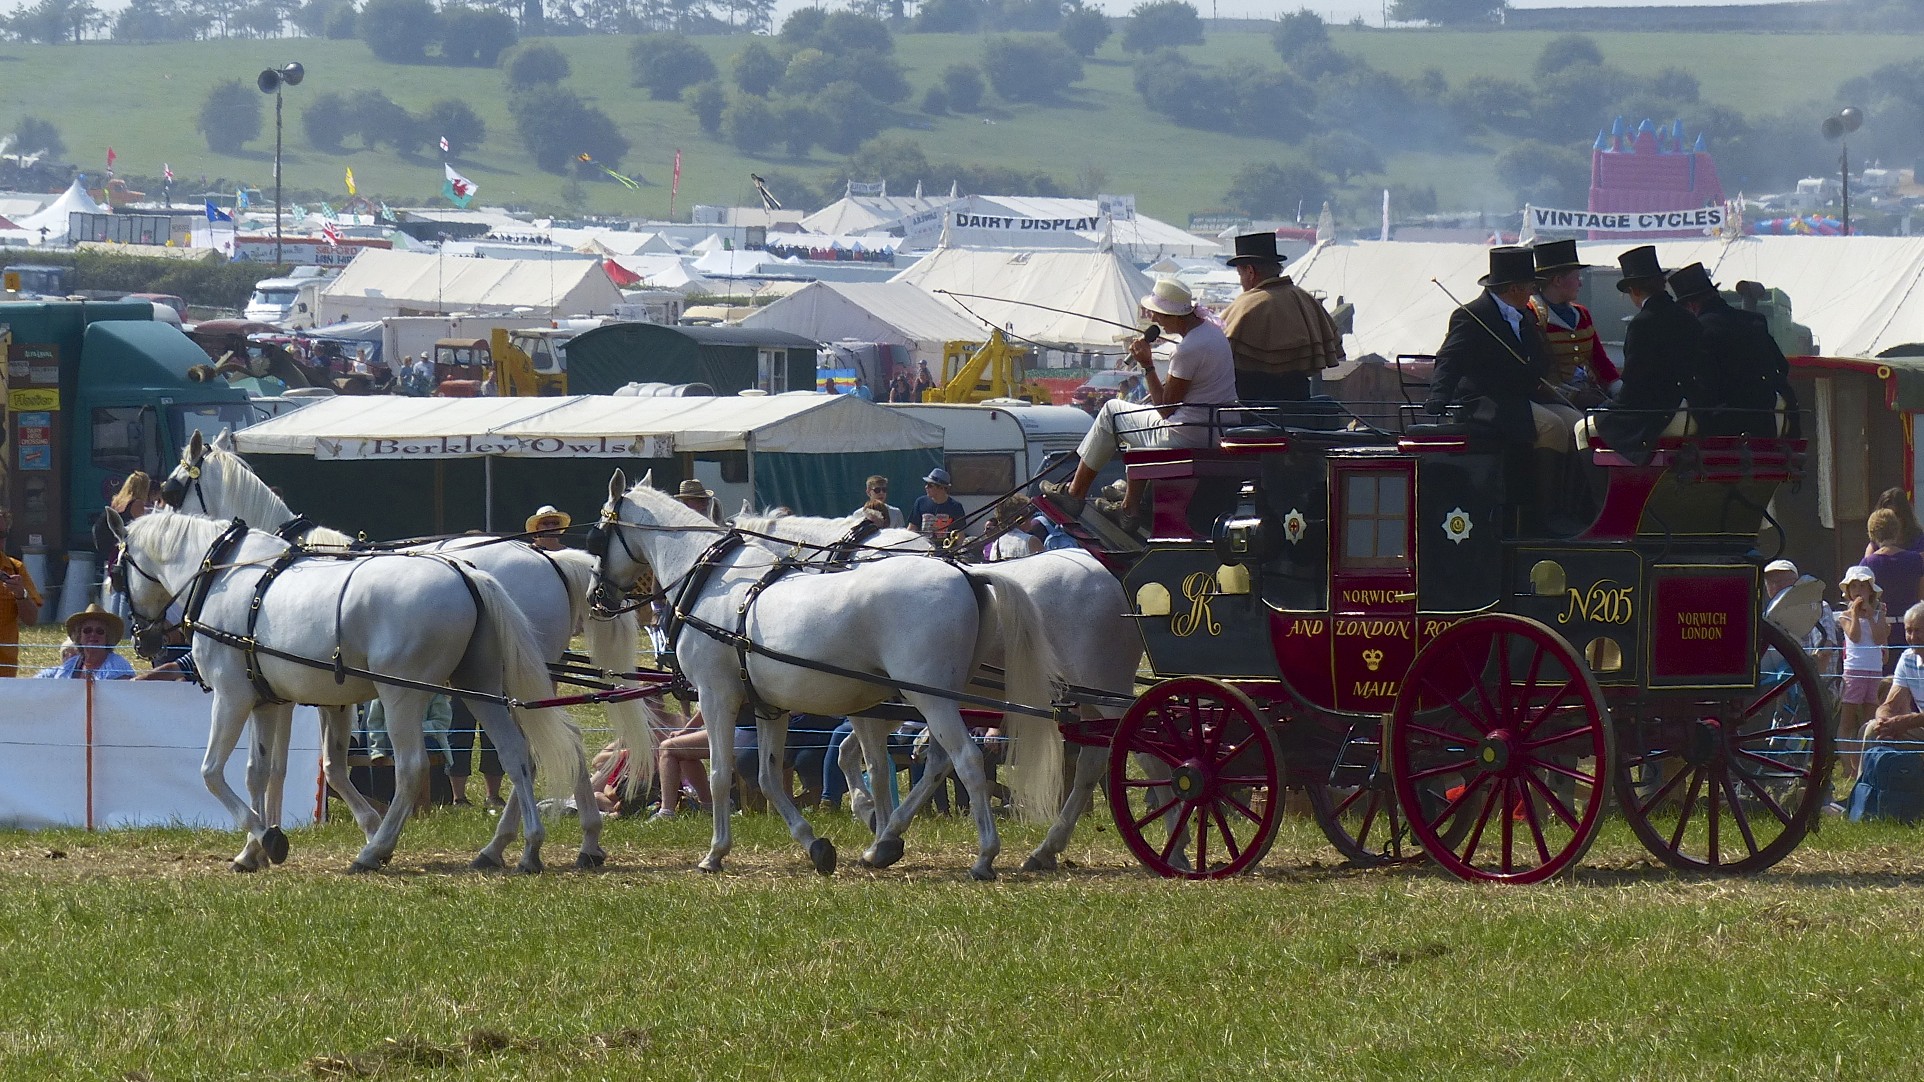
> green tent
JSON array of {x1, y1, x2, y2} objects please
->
[{"x1": 565, "y1": 323, "x2": 819, "y2": 396}]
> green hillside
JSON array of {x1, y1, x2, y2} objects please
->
[{"x1": 3, "y1": 27, "x2": 1917, "y2": 224}]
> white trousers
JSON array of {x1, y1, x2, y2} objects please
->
[{"x1": 1076, "y1": 399, "x2": 1209, "y2": 471}]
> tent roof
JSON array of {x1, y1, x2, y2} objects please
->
[
  {"x1": 948, "y1": 196, "x2": 1221, "y2": 260},
  {"x1": 19, "y1": 179, "x2": 108, "y2": 239},
  {"x1": 318, "y1": 249, "x2": 624, "y2": 315},
  {"x1": 1287, "y1": 236, "x2": 1924, "y2": 363},
  {"x1": 891, "y1": 246, "x2": 1153, "y2": 350},
  {"x1": 231, "y1": 392, "x2": 944, "y2": 459},
  {"x1": 738, "y1": 281, "x2": 987, "y2": 349},
  {"x1": 801, "y1": 193, "x2": 954, "y2": 235}
]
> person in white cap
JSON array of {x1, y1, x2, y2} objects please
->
[
  {"x1": 1043, "y1": 278, "x2": 1236, "y2": 523},
  {"x1": 1838, "y1": 563, "x2": 1890, "y2": 780}
]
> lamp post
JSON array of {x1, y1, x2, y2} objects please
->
[
  {"x1": 256, "y1": 61, "x2": 305, "y2": 266},
  {"x1": 1822, "y1": 105, "x2": 1864, "y2": 236}
]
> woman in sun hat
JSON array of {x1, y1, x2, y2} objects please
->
[
  {"x1": 525, "y1": 505, "x2": 572, "y2": 551},
  {"x1": 36, "y1": 604, "x2": 136, "y2": 680}
]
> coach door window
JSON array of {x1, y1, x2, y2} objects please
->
[
  {"x1": 92, "y1": 406, "x2": 162, "y2": 477},
  {"x1": 1338, "y1": 470, "x2": 1411, "y2": 571}
]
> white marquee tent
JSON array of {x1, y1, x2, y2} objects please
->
[
  {"x1": 738, "y1": 281, "x2": 989, "y2": 369},
  {"x1": 315, "y1": 249, "x2": 625, "y2": 322},
  {"x1": 891, "y1": 245, "x2": 1153, "y2": 353},
  {"x1": 17, "y1": 179, "x2": 108, "y2": 243}
]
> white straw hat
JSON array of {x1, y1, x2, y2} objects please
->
[{"x1": 1139, "y1": 278, "x2": 1195, "y2": 317}]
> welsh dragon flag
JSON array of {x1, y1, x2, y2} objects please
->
[{"x1": 443, "y1": 163, "x2": 477, "y2": 208}]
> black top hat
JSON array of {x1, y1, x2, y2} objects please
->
[
  {"x1": 1225, "y1": 232, "x2": 1284, "y2": 267},
  {"x1": 1666, "y1": 262, "x2": 1720, "y2": 302},
  {"x1": 1478, "y1": 246, "x2": 1540, "y2": 288},
  {"x1": 1615, "y1": 245, "x2": 1667, "y2": 293},
  {"x1": 1531, "y1": 238, "x2": 1591, "y2": 275}
]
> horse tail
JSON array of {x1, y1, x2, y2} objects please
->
[
  {"x1": 469, "y1": 569, "x2": 584, "y2": 801},
  {"x1": 583, "y1": 604, "x2": 658, "y2": 793},
  {"x1": 968, "y1": 567, "x2": 1063, "y2": 823}
]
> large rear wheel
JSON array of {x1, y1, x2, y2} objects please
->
[
  {"x1": 1614, "y1": 622, "x2": 1834, "y2": 873},
  {"x1": 1388, "y1": 615, "x2": 1613, "y2": 884},
  {"x1": 1107, "y1": 678, "x2": 1282, "y2": 879}
]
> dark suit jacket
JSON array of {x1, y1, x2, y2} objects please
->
[
  {"x1": 1695, "y1": 297, "x2": 1798, "y2": 437},
  {"x1": 1596, "y1": 291, "x2": 1698, "y2": 454},
  {"x1": 1427, "y1": 291, "x2": 1553, "y2": 445}
]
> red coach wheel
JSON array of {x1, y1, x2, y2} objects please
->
[
  {"x1": 1107, "y1": 677, "x2": 1282, "y2": 879},
  {"x1": 1614, "y1": 622, "x2": 1834, "y2": 873},
  {"x1": 1306, "y1": 776, "x2": 1417, "y2": 867},
  {"x1": 1388, "y1": 615, "x2": 1614, "y2": 884}
]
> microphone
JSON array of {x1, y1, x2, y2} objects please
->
[{"x1": 1140, "y1": 324, "x2": 1161, "y2": 344}]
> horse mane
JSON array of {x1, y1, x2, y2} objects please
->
[
  {"x1": 202, "y1": 447, "x2": 299, "y2": 531},
  {"x1": 624, "y1": 479, "x2": 727, "y2": 531},
  {"x1": 128, "y1": 508, "x2": 231, "y2": 564},
  {"x1": 733, "y1": 509, "x2": 860, "y2": 541}
]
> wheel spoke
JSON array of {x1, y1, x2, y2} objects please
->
[
  {"x1": 1634, "y1": 758, "x2": 1695, "y2": 817},
  {"x1": 1666, "y1": 768, "x2": 1707, "y2": 854},
  {"x1": 1210, "y1": 804, "x2": 1245, "y2": 865},
  {"x1": 1706, "y1": 764, "x2": 1722, "y2": 866},
  {"x1": 1221, "y1": 790, "x2": 1262, "y2": 825},
  {"x1": 1499, "y1": 779, "x2": 1516, "y2": 874},
  {"x1": 1332, "y1": 786, "x2": 1370, "y2": 817},
  {"x1": 1459, "y1": 779, "x2": 1503, "y2": 866},
  {"x1": 1157, "y1": 802, "x2": 1197, "y2": 864},
  {"x1": 1406, "y1": 720, "x2": 1478, "y2": 747},
  {"x1": 1405, "y1": 757, "x2": 1479, "y2": 783},
  {"x1": 1519, "y1": 782, "x2": 1554, "y2": 864},
  {"x1": 1735, "y1": 747, "x2": 1811, "y2": 779},
  {"x1": 1355, "y1": 792, "x2": 1381, "y2": 848},
  {"x1": 1521, "y1": 768, "x2": 1582, "y2": 830},
  {"x1": 1419, "y1": 677, "x2": 1497, "y2": 739},
  {"x1": 1521, "y1": 724, "x2": 1595, "y2": 752},
  {"x1": 1720, "y1": 768, "x2": 1762, "y2": 857},
  {"x1": 1743, "y1": 674, "x2": 1796, "y2": 717},
  {"x1": 1534, "y1": 758, "x2": 1598, "y2": 788},
  {"x1": 1432, "y1": 771, "x2": 1494, "y2": 831},
  {"x1": 1730, "y1": 767, "x2": 1798, "y2": 828},
  {"x1": 1214, "y1": 730, "x2": 1259, "y2": 766},
  {"x1": 1130, "y1": 792, "x2": 1181, "y2": 829},
  {"x1": 1192, "y1": 803, "x2": 1210, "y2": 871}
]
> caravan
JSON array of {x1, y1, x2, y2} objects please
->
[{"x1": 882, "y1": 400, "x2": 1097, "y2": 518}]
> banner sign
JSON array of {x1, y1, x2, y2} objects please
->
[
  {"x1": 315, "y1": 433, "x2": 674, "y2": 460},
  {"x1": 1526, "y1": 205, "x2": 1725, "y2": 234},
  {"x1": 1096, "y1": 194, "x2": 1136, "y2": 221},
  {"x1": 231, "y1": 235, "x2": 391, "y2": 266},
  {"x1": 898, "y1": 199, "x2": 964, "y2": 244},
  {"x1": 950, "y1": 212, "x2": 1103, "y2": 232}
]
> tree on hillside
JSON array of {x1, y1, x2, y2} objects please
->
[
  {"x1": 113, "y1": 0, "x2": 204, "y2": 40},
  {"x1": 440, "y1": 6, "x2": 517, "y2": 66},
  {"x1": 1236, "y1": 67, "x2": 1316, "y2": 141},
  {"x1": 1306, "y1": 132, "x2": 1382, "y2": 180},
  {"x1": 509, "y1": 86, "x2": 629, "y2": 173},
  {"x1": 1270, "y1": 8, "x2": 1327, "y2": 60},
  {"x1": 732, "y1": 39, "x2": 786, "y2": 96},
  {"x1": 346, "y1": 89, "x2": 416, "y2": 151},
  {"x1": 845, "y1": 136, "x2": 931, "y2": 193},
  {"x1": 359, "y1": 0, "x2": 439, "y2": 62},
  {"x1": 630, "y1": 34, "x2": 720, "y2": 100},
  {"x1": 323, "y1": 0, "x2": 356, "y2": 37},
  {"x1": 301, "y1": 92, "x2": 356, "y2": 150},
  {"x1": 418, "y1": 99, "x2": 486, "y2": 155},
  {"x1": 1495, "y1": 139, "x2": 1589, "y2": 206},
  {"x1": 197, "y1": 79, "x2": 264, "y2": 153},
  {"x1": 1120, "y1": 0, "x2": 1202, "y2": 53},
  {"x1": 7, "y1": 0, "x2": 100, "y2": 42},
  {"x1": 816, "y1": 81, "x2": 885, "y2": 154},
  {"x1": 503, "y1": 41, "x2": 571, "y2": 90},
  {"x1": 777, "y1": 6, "x2": 826, "y2": 44},
  {"x1": 12, "y1": 116, "x2": 67, "y2": 160},
  {"x1": 723, "y1": 95, "x2": 782, "y2": 153},
  {"x1": 1447, "y1": 73, "x2": 1533, "y2": 135},
  {"x1": 912, "y1": 0, "x2": 986, "y2": 32},
  {"x1": 779, "y1": 100, "x2": 818, "y2": 158},
  {"x1": 1224, "y1": 160, "x2": 1329, "y2": 218},
  {"x1": 941, "y1": 64, "x2": 986, "y2": 112},
  {"x1": 292, "y1": 0, "x2": 349, "y2": 36},
  {"x1": 1388, "y1": 0, "x2": 1505, "y2": 25},
  {"x1": 1058, "y1": 4, "x2": 1110, "y2": 57},
  {"x1": 1533, "y1": 33, "x2": 1602, "y2": 78},
  {"x1": 815, "y1": 11, "x2": 895, "y2": 53},
  {"x1": 1652, "y1": 67, "x2": 1700, "y2": 103},
  {"x1": 685, "y1": 80, "x2": 727, "y2": 133},
  {"x1": 981, "y1": 34, "x2": 1083, "y2": 102}
]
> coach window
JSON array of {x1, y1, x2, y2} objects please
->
[
  {"x1": 1339, "y1": 471, "x2": 1410, "y2": 570},
  {"x1": 92, "y1": 406, "x2": 162, "y2": 477}
]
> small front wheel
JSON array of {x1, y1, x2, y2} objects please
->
[{"x1": 1108, "y1": 678, "x2": 1282, "y2": 879}]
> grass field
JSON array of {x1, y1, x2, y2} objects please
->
[
  {"x1": 6, "y1": 810, "x2": 1924, "y2": 1078},
  {"x1": 3, "y1": 26, "x2": 1918, "y2": 224}
]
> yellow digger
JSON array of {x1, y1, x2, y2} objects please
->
[
  {"x1": 923, "y1": 329, "x2": 1050, "y2": 404},
  {"x1": 488, "y1": 327, "x2": 571, "y2": 396}
]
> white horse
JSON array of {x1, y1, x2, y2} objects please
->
[
  {"x1": 597, "y1": 471, "x2": 1060, "y2": 879},
  {"x1": 160, "y1": 431, "x2": 656, "y2": 846},
  {"x1": 111, "y1": 509, "x2": 582, "y2": 873},
  {"x1": 733, "y1": 509, "x2": 1140, "y2": 872}
]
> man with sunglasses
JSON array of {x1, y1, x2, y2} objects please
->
[{"x1": 856, "y1": 475, "x2": 905, "y2": 528}]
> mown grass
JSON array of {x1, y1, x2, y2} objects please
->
[
  {"x1": 5, "y1": 807, "x2": 1924, "y2": 1080},
  {"x1": 2, "y1": 27, "x2": 1917, "y2": 223}
]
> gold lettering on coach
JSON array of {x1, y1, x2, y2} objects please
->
[
  {"x1": 1676, "y1": 611, "x2": 1726, "y2": 640},
  {"x1": 1171, "y1": 572, "x2": 1222, "y2": 638},
  {"x1": 1558, "y1": 580, "x2": 1634, "y2": 625}
]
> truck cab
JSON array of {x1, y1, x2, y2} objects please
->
[
  {"x1": 243, "y1": 267, "x2": 329, "y2": 326},
  {"x1": 3, "y1": 264, "x2": 73, "y2": 297}
]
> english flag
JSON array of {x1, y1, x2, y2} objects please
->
[
  {"x1": 163, "y1": 163, "x2": 173, "y2": 183},
  {"x1": 443, "y1": 163, "x2": 477, "y2": 207},
  {"x1": 440, "y1": 135, "x2": 451, "y2": 154}
]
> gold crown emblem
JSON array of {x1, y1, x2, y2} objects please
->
[{"x1": 1362, "y1": 648, "x2": 1384, "y2": 671}]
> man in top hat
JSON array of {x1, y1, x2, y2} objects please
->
[
  {"x1": 1529, "y1": 239, "x2": 1621, "y2": 407},
  {"x1": 1666, "y1": 261, "x2": 1799, "y2": 438},
  {"x1": 525, "y1": 505, "x2": 572, "y2": 551},
  {"x1": 1220, "y1": 231, "x2": 1345, "y2": 402},
  {"x1": 1044, "y1": 278, "x2": 1236, "y2": 523},
  {"x1": 1578, "y1": 245, "x2": 1699, "y2": 459}
]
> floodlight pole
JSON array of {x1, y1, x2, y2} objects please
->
[
  {"x1": 258, "y1": 62, "x2": 305, "y2": 267},
  {"x1": 1840, "y1": 139, "x2": 1850, "y2": 237}
]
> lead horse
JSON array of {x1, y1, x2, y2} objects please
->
[
  {"x1": 111, "y1": 509, "x2": 584, "y2": 873},
  {"x1": 732, "y1": 509, "x2": 1141, "y2": 872},
  {"x1": 160, "y1": 431, "x2": 655, "y2": 854},
  {"x1": 595, "y1": 471, "x2": 1060, "y2": 879}
]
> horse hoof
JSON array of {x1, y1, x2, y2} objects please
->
[
  {"x1": 263, "y1": 827, "x2": 289, "y2": 865},
  {"x1": 230, "y1": 861, "x2": 256, "y2": 874},
  {"x1": 346, "y1": 859, "x2": 380, "y2": 875},
  {"x1": 470, "y1": 852, "x2": 505, "y2": 872},
  {"x1": 861, "y1": 837, "x2": 904, "y2": 869},
  {"x1": 697, "y1": 858, "x2": 723, "y2": 874},
  {"x1": 1020, "y1": 853, "x2": 1056, "y2": 873},
  {"x1": 808, "y1": 837, "x2": 837, "y2": 876},
  {"x1": 515, "y1": 855, "x2": 544, "y2": 876},
  {"x1": 575, "y1": 851, "x2": 606, "y2": 870},
  {"x1": 969, "y1": 865, "x2": 998, "y2": 882}
]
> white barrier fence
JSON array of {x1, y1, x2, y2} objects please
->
[{"x1": 0, "y1": 680, "x2": 323, "y2": 830}]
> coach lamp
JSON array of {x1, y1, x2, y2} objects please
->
[{"x1": 1213, "y1": 481, "x2": 1279, "y2": 568}]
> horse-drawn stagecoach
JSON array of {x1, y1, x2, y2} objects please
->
[{"x1": 1058, "y1": 403, "x2": 1830, "y2": 882}]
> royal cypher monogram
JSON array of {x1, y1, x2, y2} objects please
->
[{"x1": 1171, "y1": 571, "x2": 1223, "y2": 638}]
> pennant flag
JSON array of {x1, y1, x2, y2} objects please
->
[
  {"x1": 443, "y1": 163, "x2": 477, "y2": 207},
  {"x1": 205, "y1": 200, "x2": 233, "y2": 223},
  {"x1": 163, "y1": 163, "x2": 173, "y2": 183},
  {"x1": 440, "y1": 135, "x2": 451, "y2": 154},
  {"x1": 750, "y1": 173, "x2": 781, "y2": 211},
  {"x1": 344, "y1": 167, "x2": 356, "y2": 196},
  {"x1": 672, "y1": 149, "x2": 682, "y2": 197},
  {"x1": 379, "y1": 201, "x2": 395, "y2": 220},
  {"x1": 106, "y1": 147, "x2": 116, "y2": 168},
  {"x1": 319, "y1": 202, "x2": 337, "y2": 221},
  {"x1": 322, "y1": 221, "x2": 342, "y2": 246},
  {"x1": 603, "y1": 257, "x2": 641, "y2": 288}
]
